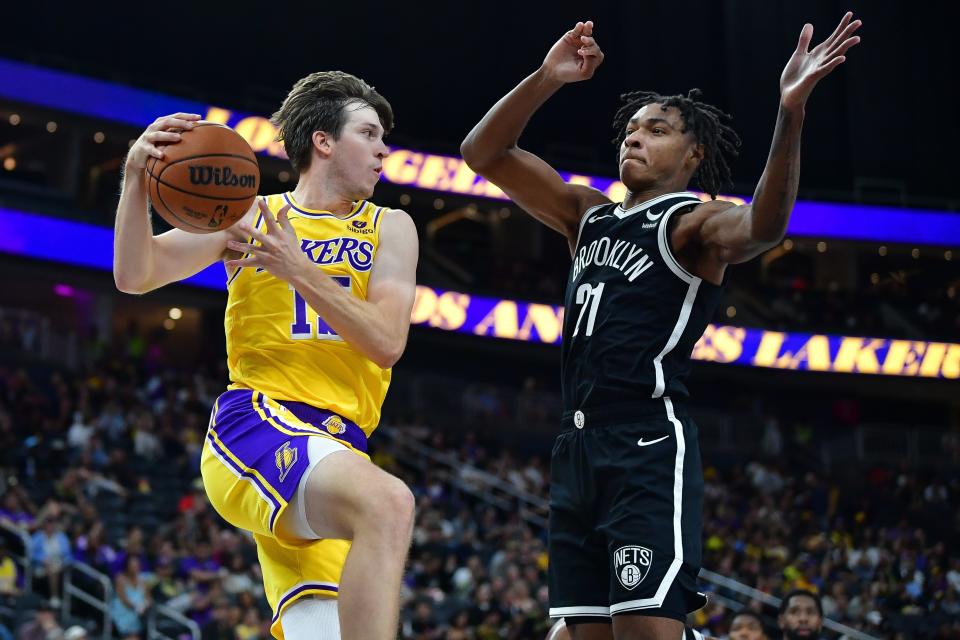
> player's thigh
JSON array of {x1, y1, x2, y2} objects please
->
[
  {"x1": 300, "y1": 448, "x2": 414, "y2": 540},
  {"x1": 563, "y1": 619, "x2": 613, "y2": 640},
  {"x1": 612, "y1": 614, "x2": 684, "y2": 640}
]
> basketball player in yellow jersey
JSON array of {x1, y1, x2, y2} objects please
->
[{"x1": 113, "y1": 72, "x2": 419, "y2": 640}]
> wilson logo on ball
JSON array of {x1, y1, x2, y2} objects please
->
[{"x1": 188, "y1": 166, "x2": 257, "y2": 189}]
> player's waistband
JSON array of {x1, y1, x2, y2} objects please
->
[
  {"x1": 276, "y1": 399, "x2": 368, "y2": 453},
  {"x1": 560, "y1": 398, "x2": 688, "y2": 431}
]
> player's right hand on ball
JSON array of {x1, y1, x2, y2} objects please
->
[
  {"x1": 541, "y1": 20, "x2": 604, "y2": 83},
  {"x1": 125, "y1": 113, "x2": 201, "y2": 172}
]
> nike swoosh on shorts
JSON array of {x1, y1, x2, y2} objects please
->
[{"x1": 637, "y1": 435, "x2": 670, "y2": 447}]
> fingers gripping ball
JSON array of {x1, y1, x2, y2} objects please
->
[{"x1": 146, "y1": 123, "x2": 260, "y2": 233}]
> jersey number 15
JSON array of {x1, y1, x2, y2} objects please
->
[{"x1": 290, "y1": 276, "x2": 351, "y2": 341}]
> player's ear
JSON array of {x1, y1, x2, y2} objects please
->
[
  {"x1": 312, "y1": 130, "x2": 334, "y2": 158},
  {"x1": 687, "y1": 142, "x2": 704, "y2": 171}
]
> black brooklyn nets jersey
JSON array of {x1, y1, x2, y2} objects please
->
[{"x1": 561, "y1": 192, "x2": 724, "y2": 414}]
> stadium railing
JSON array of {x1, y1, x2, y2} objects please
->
[
  {"x1": 62, "y1": 561, "x2": 111, "y2": 640},
  {"x1": 147, "y1": 602, "x2": 200, "y2": 640},
  {"x1": 378, "y1": 426, "x2": 549, "y2": 528}
]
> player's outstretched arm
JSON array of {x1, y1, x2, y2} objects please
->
[
  {"x1": 696, "y1": 12, "x2": 862, "y2": 265},
  {"x1": 461, "y1": 21, "x2": 609, "y2": 249},
  {"x1": 226, "y1": 203, "x2": 418, "y2": 369},
  {"x1": 113, "y1": 113, "x2": 239, "y2": 294}
]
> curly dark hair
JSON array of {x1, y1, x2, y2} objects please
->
[
  {"x1": 271, "y1": 71, "x2": 393, "y2": 172},
  {"x1": 611, "y1": 88, "x2": 741, "y2": 198}
]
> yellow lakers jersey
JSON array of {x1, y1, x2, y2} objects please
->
[{"x1": 225, "y1": 192, "x2": 391, "y2": 434}]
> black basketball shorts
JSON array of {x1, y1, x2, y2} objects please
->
[{"x1": 548, "y1": 397, "x2": 708, "y2": 622}]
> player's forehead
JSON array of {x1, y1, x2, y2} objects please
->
[
  {"x1": 628, "y1": 103, "x2": 684, "y2": 128},
  {"x1": 787, "y1": 595, "x2": 819, "y2": 611},
  {"x1": 342, "y1": 101, "x2": 383, "y2": 131},
  {"x1": 732, "y1": 615, "x2": 761, "y2": 629}
]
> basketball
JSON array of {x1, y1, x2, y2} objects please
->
[{"x1": 146, "y1": 122, "x2": 260, "y2": 234}]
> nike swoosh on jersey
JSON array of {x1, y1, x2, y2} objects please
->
[
  {"x1": 645, "y1": 209, "x2": 665, "y2": 221},
  {"x1": 637, "y1": 435, "x2": 670, "y2": 447},
  {"x1": 588, "y1": 214, "x2": 613, "y2": 223}
]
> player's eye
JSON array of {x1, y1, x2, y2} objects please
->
[{"x1": 653, "y1": 128, "x2": 665, "y2": 135}]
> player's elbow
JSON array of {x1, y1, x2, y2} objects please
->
[
  {"x1": 114, "y1": 273, "x2": 144, "y2": 295},
  {"x1": 113, "y1": 269, "x2": 153, "y2": 295},
  {"x1": 373, "y1": 340, "x2": 406, "y2": 369},
  {"x1": 460, "y1": 135, "x2": 508, "y2": 175},
  {"x1": 460, "y1": 135, "x2": 487, "y2": 171}
]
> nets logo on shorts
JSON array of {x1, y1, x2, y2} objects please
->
[{"x1": 614, "y1": 545, "x2": 653, "y2": 590}]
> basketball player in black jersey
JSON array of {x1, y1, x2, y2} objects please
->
[{"x1": 462, "y1": 12, "x2": 861, "y2": 640}]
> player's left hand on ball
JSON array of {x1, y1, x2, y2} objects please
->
[{"x1": 225, "y1": 200, "x2": 308, "y2": 281}]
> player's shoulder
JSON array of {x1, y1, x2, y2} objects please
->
[
  {"x1": 573, "y1": 185, "x2": 612, "y2": 217},
  {"x1": 572, "y1": 186, "x2": 614, "y2": 231},
  {"x1": 675, "y1": 197, "x2": 738, "y2": 227},
  {"x1": 376, "y1": 207, "x2": 417, "y2": 240}
]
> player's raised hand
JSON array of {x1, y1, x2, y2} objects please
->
[
  {"x1": 125, "y1": 113, "x2": 201, "y2": 171},
  {"x1": 226, "y1": 200, "x2": 309, "y2": 282},
  {"x1": 541, "y1": 20, "x2": 604, "y2": 83},
  {"x1": 780, "y1": 11, "x2": 861, "y2": 111}
]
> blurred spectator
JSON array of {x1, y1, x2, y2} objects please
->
[
  {"x1": 778, "y1": 589, "x2": 823, "y2": 640},
  {"x1": 110, "y1": 555, "x2": 151, "y2": 640},
  {"x1": 0, "y1": 538, "x2": 19, "y2": 597},
  {"x1": 29, "y1": 513, "x2": 70, "y2": 601},
  {"x1": 16, "y1": 601, "x2": 62, "y2": 640},
  {"x1": 62, "y1": 627, "x2": 86, "y2": 640},
  {"x1": 728, "y1": 609, "x2": 769, "y2": 640}
]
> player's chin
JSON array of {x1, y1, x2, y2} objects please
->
[
  {"x1": 352, "y1": 181, "x2": 378, "y2": 201},
  {"x1": 619, "y1": 168, "x2": 657, "y2": 192}
]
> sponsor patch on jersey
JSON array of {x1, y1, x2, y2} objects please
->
[
  {"x1": 349, "y1": 220, "x2": 374, "y2": 235},
  {"x1": 614, "y1": 545, "x2": 653, "y2": 590}
]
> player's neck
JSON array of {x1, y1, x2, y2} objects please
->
[
  {"x1": 621, "y1": 186, "x2": 681, "y2": 210},
  {"x1": 289, "y1": 178, "x2": 356, "y2": 217}
]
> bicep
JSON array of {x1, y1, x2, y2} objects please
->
[
  {"x1": 479, "y1": 148, "x2": 608, "y2": 239},
  {"x1": 146, "y1": 200, "x2": 259, "y2": 290},
  {"x1": 697, "y1": 202, "x2": 769, "y2": 264},
  {"x1": 147, "y1": 229, "x2": 230, "y2": 290},
  {"x1": 367, "y1": 211, "x2": 418, "y2": 330}
]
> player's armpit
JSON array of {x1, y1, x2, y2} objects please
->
[{"x1": 464, "y1": 146, "x2": 609, "y2": 245}]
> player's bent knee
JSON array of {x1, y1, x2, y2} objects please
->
[{"x1": 363, "y1": 475, "x2": 415, "y2": 537}]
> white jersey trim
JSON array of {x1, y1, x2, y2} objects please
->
[
  {"x1": 549, "y1": 605, "x2": 611, "y2": 617},
  {"x1": 651, "y1": 278, "x2": 700, "y2": 399},
  {"x1": 575, "y1": 203, "x2": 612, "y2": 248},
  {"x1": 614, "y1": 191, "x2": 701, "y2": 219},
  {"x1": 650, "y1": 197, "x2": 703, "y2": 399},
  {"x1": 609, "y1": 396, "x2": 686, "y2": 615},
  {"x1": 655, "y1": 199, "x2": 701, "y2": 284}
]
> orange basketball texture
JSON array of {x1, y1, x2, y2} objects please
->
[{"x1": 146, "y1": 123, "x2": 260, "y2": 233}]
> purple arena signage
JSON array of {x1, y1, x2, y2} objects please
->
[
  {"x1": 1, "y1": 57, "x2": 958, "y2": 246},
  {"x1": 0, "y1": 207, "x2": 956, "y2": 380}
]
